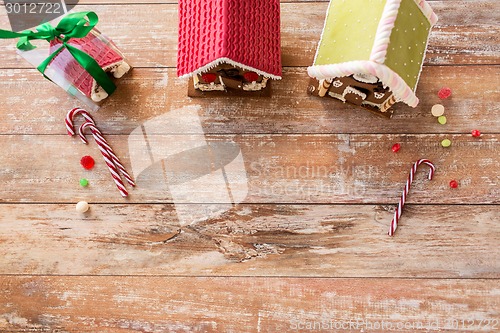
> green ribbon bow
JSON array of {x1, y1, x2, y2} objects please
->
[{"x1": 0, "y1": 11, "x2": 116, "y2": 95}]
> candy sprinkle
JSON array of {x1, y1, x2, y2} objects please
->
[
  {"x1": 471, "y1": 129, "x2": 481, "y2": 137},
  {"x1": 438, "y1": 115, "x2": 447, "y2": 125},
  {"x1": 449, "y1": 180, "x2": 459, "y2": 188},
  {"x1": 392, "y1": 143, "x2": 401, "y2": 153},
  {"x1": 80, "y1": 155, "x2": 95, "y2": 170},
  {"x1": 431, "y1": 104, "x2": 445, "y2": 117},
  {"x1": 441, "y1": 139, "x2": 452, "y2": 148},
  {"x1": 80, "y1": 178, "x2": 89, "y2": 187},
  {"x1": 438, "y1": 87, "x2": 452, "y2": 99}
]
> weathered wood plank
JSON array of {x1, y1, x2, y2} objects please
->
[
  {"x1": 1, "y1": 277, "x2": 499, "y2": 332},
  {"x1": 0, "y1": 204, "x2": 498, "y2": 277},
  {"x1": 0, "y1": 2, "x2": 498, "y2": 68},
  {"x1": 0, "y1": 66, "x2": 498, "y2": 135},
  {"x1": 0, "y1": 134, "x2": 497, "y2": 204}
]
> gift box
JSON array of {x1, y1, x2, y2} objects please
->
[
  {"x1": 0, "y1": 11, "x2": 131, "y2": 111},
  {"x1": 307, "y1": 0, "x2": 438, "y2": 117}
]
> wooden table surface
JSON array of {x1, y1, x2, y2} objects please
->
[{"x1": 1, "y1": 1, "x2": 499, "y2": 332}]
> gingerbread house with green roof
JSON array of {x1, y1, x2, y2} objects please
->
[{"x1": 308, "y1": 0, "x2": 438, "y2": 116}]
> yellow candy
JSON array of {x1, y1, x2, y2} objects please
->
[
  {"x1": 441, "y1": 139, "x2": 452, "y2": 148},
  {"x1": 438, "y1": 116, "x2": 447, "y2": 125}
]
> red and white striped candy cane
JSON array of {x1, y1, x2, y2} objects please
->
[
  {"x1": 65, "y1": 107, "x2": 95, "y2": 137},
  {"x1": 79, "y1": 122, "x2": 136, "y2": 187},
  {"x1": 80, "y1": 121, "x2": 129, "y2": 197},
  {"x1": 388, "y1": 159, "x2": 436, "y2": 236}
]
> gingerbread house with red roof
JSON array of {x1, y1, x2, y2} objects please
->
[{"x1": 177, "y1": 0, "x2": 282, "y2": 94}]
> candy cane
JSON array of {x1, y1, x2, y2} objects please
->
[
  {"x1": 388, "y1": 159, "x2": 436, "y2": 236},
  {"x1": 68, "y1": 109, "x2": 134, "y2": 185},
  {"x1": 66, "y1": 107, "x2": 95, "y2": 137},
  {"x1": 79, "y1": 122, "x2": 136, "y2": 187},
  {"x1": 80, "y1": 121, "x2": 129, "y2": 197}
]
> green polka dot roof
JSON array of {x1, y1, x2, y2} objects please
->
[
  {"x1": 314, "y1": 0, "x2": 433, "y2": 90},
  {"x1": 384, "y1": 0, "x2": 432, "y2": 89},
  {"x1": 315, "y1": 0, "x2": 387, "y2": 65}
]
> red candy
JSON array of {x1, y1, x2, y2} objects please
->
[
  {"x1": 449, "y1": 180, "x2": 459, "y2": 188},
  {"x1": 80, "y1": 155, "x2": 95, "y2": 170},
  {"x1": 392, "y1": 143, "x2": 401, "y2": 153},
  {"x1": 438, "y1": 87, "x2": 452, "y2": 99},
  {"x1": 471, "y1": 129, "x2": 481, "y2": 137},
  {"x1": 243, "y1": 71, "x2": 260, "y2": 82},
  {"x1": 201, "y1": 73, "x2": 217, "y2": 83}
]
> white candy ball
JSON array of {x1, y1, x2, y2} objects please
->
[
  {"x1": 431, "y1": 104, "x2": 445, "y2": 117},
  {"x1": 76, "y1": 201, "x2": 90, "y2": 213}
]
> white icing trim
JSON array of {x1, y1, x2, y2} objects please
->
[
  {"x1": 328, "y1": 91, "x2": 345, "y2": 102},
  {"x1": 307, "y1": 60, "x2": 419, "y2": 107},
  {"x1": 370, "y1": 0, "x2": 402, "y2": 64},
  {"x1": 343, "y1": 86, "x2": 366, "y2": 100},
  {"x1": 193, "y1": 74, "x2": 226, "y2": 91},
  {"x1": 196, "y1": 82, "x2": 226, "y2": 91},
  {"x1": 332, "y1": 80, "x2": 343, "y2": 88},
  {"x1": 353, "y1": 73, "x2": 378, "y2": 84},
  {"x1": 179, "y1": 57, "x2": 281, "y2": 80},
  {"x1": 362, "y1": 99, "x2": 391, "y2": 113},
  {"x1": 243, "y1": 78, "x2": 269, "y2": 91}
]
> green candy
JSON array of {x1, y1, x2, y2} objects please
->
[
  {"x1": 438, "y1": 116, "x2": 447, "y2": 125},
  {"x1": 441, "y1": 139, "x2": 452, "y2": 148},
  {"x1": 80, "y1": 178, "x2": 89, "y2": 187}
]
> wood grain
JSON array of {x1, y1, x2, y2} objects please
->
[
  {"x1": 1, "y1": 277, "x2": 499, "y2": 333},
  {"x1": 0, "y1": 1, "x2": 498, "y2": 331},
  {"x1": 0, "y1": 66, "x2": 498, "y2": 135},
  {"x1": 0, "y1": 134, "x2": 497, "y2": 204},
  {"x1": 0, "y1": 2, "x2": 499, "y2": 69},
  {"x1": 0, "y1": 204, "x2": 498, "y2": 277}
]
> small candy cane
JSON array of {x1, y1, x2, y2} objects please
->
[
  {"x1": 80, "y1": 121, "x2": 129, "y2": 197},
  {"x1": 66, "y1": 107, "x2": 95, "y2": 136},
  {"x1": 389, "y1": 159, "x2": 436, "y2": 236},
  {"x1": 79, "y1": 121, "x2": 136, "y2": 187}
]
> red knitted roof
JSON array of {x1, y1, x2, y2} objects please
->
[{"x1": 177, "y1": 0, "x2": 282, "y2": 79}]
